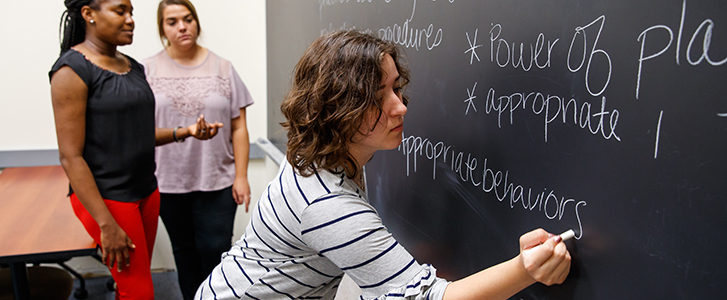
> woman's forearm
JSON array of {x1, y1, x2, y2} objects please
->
[
  {"x1": 231, "y1": 109, "x2": 250, "y2": 180},
  {"x1": 232, "y1": 126, "x2": 250, "y2": 180},
  {"x1": 155, "y1": 126, "x2": 190, "y2": 146},
  {"x1": 443, "y1": 256, "x2": 535, "y2": 300}
]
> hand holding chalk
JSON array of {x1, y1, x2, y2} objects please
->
[
  {"x1": 519, "y1": 228, "x2": 573, "y2": 286},
  {"x1": 523, "y1": 229, "x2": 575, "y2": 256}
]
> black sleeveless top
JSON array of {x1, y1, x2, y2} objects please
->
[{"x1": 50, "y1": 49, "x2": 157, "y2": 202}]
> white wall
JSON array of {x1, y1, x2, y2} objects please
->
[
  {"x1": 0, "y1": 0, "x2": 269, "y2": 274},
  {"x1": 2, "y1": 2, "x2": 365, "y2": 298},
  {"x1": 0, "y1": 1, "x2": 267, "y2": 150}
]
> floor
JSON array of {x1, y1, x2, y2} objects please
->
[{"x1": 67, "y1": 271, "x2": 183, "y2": 300}]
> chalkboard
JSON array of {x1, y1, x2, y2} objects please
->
[{"x1": 266, "y1": 1, "x2": 727, "y2": 299}]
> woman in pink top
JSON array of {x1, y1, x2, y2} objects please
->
[{"x1": 142, "y1": 1, "x2": 254, "y2": 299}]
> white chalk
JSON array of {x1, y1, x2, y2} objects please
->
[
  {"x1": 560, "y1": 229, "x2": 575, "y2": 241},
  {"x1": 522, "y1": 229, "x2": 575, "y2": 256}
]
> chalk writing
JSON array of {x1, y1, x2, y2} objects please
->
[
  {"x1": 377, "y1": 0, "x2": 444, "y2": 51},
  {"x1": 567, "y1": 15, "x2": 612, "y2": 97},
  {"x1": 464, "y1": 82, "x2": 478, "y2": 115},
  {"x1": 464, "y1": 85, "x2": 621, "y2": 142},
  {"x1": 488, "y1": 23, "x2": 558, "y2": 71},
  {"x1": 319, "y1": 0, "x2": 374, "y2": 13},
  {"x1": 465, "y1": 29, "x2": 483, "y2": 65},
  {"x1": 399, "y1": 135, "x2": 586, "y2": 239},
  {"x1": 636, "y1": 25, "x2": 672, "y2": 100},
  {"x1": 320, "y1": 0, "x2": 455, "y2": 8},
  {"x1": 636, "y1": 0, "x2": 726, "y2": 99},
  {"x1": 321, "y1": 22, "x2": 374, "y2": 36},
  {"x1": 318, "y1": 0, "x2": 449, "y2": 51},
  {"x1": 655, "y1": 111, "x2": 664, "y2": 159},
  {"x1": 379, "y1": 23, "x2": 443, "y2": 51},
  {"x1": 684, "y1": 16, "x2": 727, "y2": 66}
]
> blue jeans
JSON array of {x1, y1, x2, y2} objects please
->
[{"x1": 159, "y1": 186, "x2": 237, "y2": 300}]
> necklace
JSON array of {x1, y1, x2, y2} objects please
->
[
  {"x1": 346, "y1": 166, "x2": 365, "y2": 191},
  {"x1": 358, "y1": 175, "x2": 365, "y2": 191}
]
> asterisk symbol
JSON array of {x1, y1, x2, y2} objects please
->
[
  {"x1": 465, "y1": 29, "x2": 482, "y2": 65},
  {"x1": 464, "y1": 82, "x2": 478, "y2": 115}
]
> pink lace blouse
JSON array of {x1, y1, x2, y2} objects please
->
[{"x1": 143, "y1": 50, "x2": 254, "y2": 193}]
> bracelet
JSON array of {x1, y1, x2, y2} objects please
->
[{"x1": 173, "y1": 126, "x2": 185, "y2": 143}]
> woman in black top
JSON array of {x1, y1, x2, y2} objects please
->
[{"x1": 50, "y1": 0, "x2": 221, "y2": 298}]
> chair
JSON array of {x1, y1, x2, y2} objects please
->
[{"x1": 0, "y1": 264, "x2": 73, "y2": 300}]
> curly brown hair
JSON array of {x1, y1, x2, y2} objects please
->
[{"x1": 281, "y1": 30, "x2": 410, "y2": 178}]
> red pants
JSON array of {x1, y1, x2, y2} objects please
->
[{"x1": 70, "y1": 189, "x2": 160, "y2": 300}]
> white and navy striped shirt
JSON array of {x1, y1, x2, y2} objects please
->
[{"x1": 196, "y1": 161, "x2": 449, "y2": 300}]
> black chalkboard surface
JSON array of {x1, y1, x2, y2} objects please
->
[{"x1": 266, "y1": 1, "x2": 727, "y2": 299}]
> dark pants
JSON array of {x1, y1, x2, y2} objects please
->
[{"x1": 159, "y1": 186, "x2": 237, "y2": 300}]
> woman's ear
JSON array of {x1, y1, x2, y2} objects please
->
[{"x1": 81, "y1": 5, "x2": 96, "y2": 25}]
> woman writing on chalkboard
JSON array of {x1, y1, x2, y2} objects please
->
[
  {"x1": 50, "y1": 0, "x2": 220, "y2": 298},
  {"x1": 196, "y1": 30, "x2": 571, "y2": 300}
]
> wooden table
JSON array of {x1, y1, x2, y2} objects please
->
[{"x1": 0, "y1": 165, "x2": 97, "y2": 300}]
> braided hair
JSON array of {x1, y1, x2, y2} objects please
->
[{"x1": 58, "y1": 0, "x2": 101, "y2": 54}]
